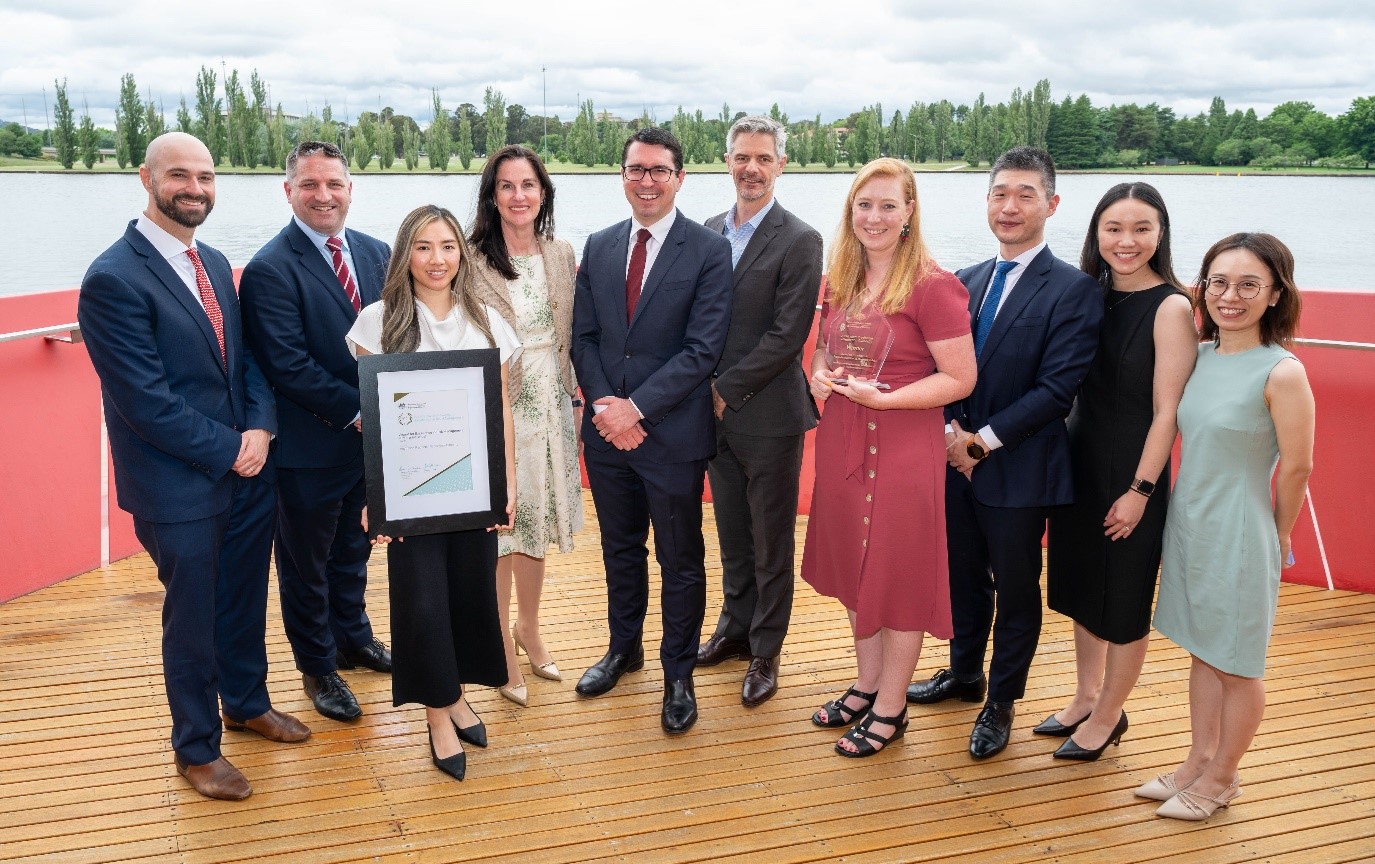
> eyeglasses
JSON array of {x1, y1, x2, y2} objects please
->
[
  {"x1": 622, "y1": 165, "x2": 678, "y2": 182},
  {"x1": 1203, "y1": 276, "x2": 1270, "y2": 299}
]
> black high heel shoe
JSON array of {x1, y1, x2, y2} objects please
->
[
  {"x1": 453, "y1": 717, "x2": 487, "y2": 749},
  {"x1": 1053, "y1": 711, "x2": 1128, "y2": 761},
  {"x1": 811, "y1": 686, "x2": 877, "y2": 728},
  {"x1": 836, "y1": 707, "x2": 908, "y2": 758},
  {"x1": 429, "y1": 725, "x2": 467, "y2": 780},
  {"x1": 1032, "y1": 711, "x2": 1089, "y2": 737}
]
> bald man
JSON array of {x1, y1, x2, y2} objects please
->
[{"x1": 79, "y1": 132, "x2": 309, "y2": 801}]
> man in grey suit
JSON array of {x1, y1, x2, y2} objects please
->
[{"x1": 697, "y1": 116, "x2": 823, "y2": 707}]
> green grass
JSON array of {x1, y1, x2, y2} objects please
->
[{"x1": 1, "y1": 153, "x2": 1368, "y2": 177}]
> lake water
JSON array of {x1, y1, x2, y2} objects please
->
[{"x1": 1, "y1": 171, "x2": 1371, "y2": 297}]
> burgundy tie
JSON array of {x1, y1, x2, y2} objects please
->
[
  {"x1": 626, "y1": 228, "x2": 651, "y2": 323},
  {"x1": 326, "y1": 235, "x2": 362, "y2": 312},
  {"x1": 185, "y1": 247, "x2": 226, "y2": 369}
]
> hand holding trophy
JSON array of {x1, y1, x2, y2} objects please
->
[{"x1": 824, "y1": 308, "x2": 894, "y2": 391}]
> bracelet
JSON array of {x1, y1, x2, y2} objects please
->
[{"x1": 1129, "y1": 477, "x2": 1156, "y2": 498}]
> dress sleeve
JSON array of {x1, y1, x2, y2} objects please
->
[
  {"x1": 484, "y1": 304, "x2": 523, "y2": 366},
  {"x1": 346, "y1": 301, "x2": 385, "y2": 357},
  {"x1": 913, "y1": 269, "x2": 972, "y2": 342}
]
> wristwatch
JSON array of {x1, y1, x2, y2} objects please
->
[
  {"x1": 966, "y1": 438, "x2": 989, "y2": 461},
  {"x1": 1129, "y1": 477, "x2": 1156, "y2": 497}
]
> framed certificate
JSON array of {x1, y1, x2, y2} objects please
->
[{"x1": 358, "y1": 349, "x2": 506, "y2": 538}]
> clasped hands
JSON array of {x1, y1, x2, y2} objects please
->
[
  {"x1": 232, "y1": 429, "x2": 271, "y2": 477},
  {"x1": 946, "y1": 419, "x2": 982, "y2": 480},
  {"x1": 591, "y1": 396, "x2": 646, "y2": 451},
  {"x1": 809, "y1": 365, "x2": 884, "y2": 408}
]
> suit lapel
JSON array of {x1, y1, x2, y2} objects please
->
[
  {"x1": 978, "y1": 248, "x2": 1053, "y2": 368},
  {"x1": 345, "y1": 228, "x2": 384, "y2": 306},
  {"x1": 631, "y1": 210, "x2": 686, "y2": 328},
  {"x1": 603, "y1": 220, "x2": 632, "y2": 338},
  {"x1": 124, "y1": 225, "x2": 226, "y2": 378},
  {"x1": 733, "y1": 204, "x2": 784, "y2": 276},
  {"x1": 288, "y1": 222, "x2": 356, "y2": 318}
]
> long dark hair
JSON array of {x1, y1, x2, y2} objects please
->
[
  {"x1": 1195, "y1": 232, "x2": 1302, "y2": 347},
  {"x1": 469, "y1": 145, "x2": 556, "y2": 281},
  {"x1": 381, "y1": 205, "x2": 493, "y2": 354},
  {"x1": 1078, "y1": 182, "x2": 1181, "y2": 291}
]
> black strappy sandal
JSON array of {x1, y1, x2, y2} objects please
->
[
  {"x1": 835, "y1": 707, "x2": 908, "y2": 757},
  {"x1": 811, "y1": 686, "x2": 877, "y2": 728}
]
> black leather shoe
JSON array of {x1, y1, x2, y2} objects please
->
[
  {"x1": 336, "y1": 638, "x2": 392, "y2": 673},
  {"x1": 906, "y1": 668, "x2": 987, "y2": 704},
  {"x1": 575, "y1": 644, "x2": 644, "y2": 697},
  {"x1": 969, "y1": 700, "x2": 1015, "y2": 760},
  {"x1": 453, "y1": 717, "x2": 487, "y2": 749},
  {"x1": 696, "y1": 634, "x2": 750, "y2": 667},
  {"x1": 1053, "y1": 711, "x2": 1128, "y2": 761},
  {"x1": 428, "y1": 727, "x2": 466, "y2": 781},
  {"x1": 741, "y1": 656, "x2": 779, "y2": 707},
  {"x1": 661, "y1": 678, "x2": 698, "y2": 734},
  {"x1": 1032, "y1": 711, "x2": 1089, "y2": 737},
  {"x1": 303, "y1": 672, "x2": 362, "y2": 721}
]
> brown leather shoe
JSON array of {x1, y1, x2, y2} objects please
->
[
  {"x1": 223, "y1": 708, "x2": 311, "y2": 743},
  {"x1": 696, "y1": 634, "x2": 750, "y2": 667},
  {"x1": 741, "y1": 656, "x2": 779, "y2": 707},
  {"x1": 175, "y1": 755, "x2": 252, "y2": 800}
]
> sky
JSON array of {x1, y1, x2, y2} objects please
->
[{"x1": 2, "y1": 0, "x2": 1373, "y2": 129}]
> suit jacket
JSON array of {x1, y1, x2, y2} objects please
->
[
  {"x1": 470, "y1": 236, "x2": 578, "y2": 401},
  {"x1": 239, "y1": 222, "x2": 389, "y2": 469},
  {"x1": 950, "y1": 246, "x2": 1103, "y2": 509},
  {"x1": 704, "y1": 202, "x2": 822, "y2": 437},
  {"x1": 78, "y1": 221, "x2": 277, "y2": 523},
  {"x1": 571, "y1": 209, "x2": 734, "y2": 463}
]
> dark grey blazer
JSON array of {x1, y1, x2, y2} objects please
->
[{"x1": 705, "y1": 201, "x2": 823, "y2": 437}]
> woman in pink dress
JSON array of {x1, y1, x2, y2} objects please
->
[{"x1": 802, "y1": 158, "x2": 977, "y2": 757}]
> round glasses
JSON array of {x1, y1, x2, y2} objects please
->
[
  {"x1": 622, "y1": 165, "x2": 678, "y2": 182},
  {"x1": 1203, "y1": 276, "x2": 1270, "y2": 299}
]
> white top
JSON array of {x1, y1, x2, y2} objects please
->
[{"x1": 346, "y1": 298, "x2": 522, "y2": 364}]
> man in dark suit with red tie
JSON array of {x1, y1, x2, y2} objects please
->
[
  {"x1": 240, "y1": 141, "x2": 392, "y2": 724},
  {"x1": 79, "y1": 132, "x2": 309, "y2": 801},
  {"x1": 571, "y1": 127, "x2": 734, "y2": 733},
  {"x1": 907, "y1": 147, "x2": 1102, "y2": 760}
]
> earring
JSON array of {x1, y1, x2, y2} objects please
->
[{"x1": 900, "y1": 223, "x2": 911, "y2": 239}]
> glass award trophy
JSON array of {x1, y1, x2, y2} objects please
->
[{"x1": 823, "y1": 310, "x2": 894, "y2": 390}]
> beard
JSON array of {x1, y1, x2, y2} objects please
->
[{"x1": 153, "y1": 187, "x2": 214, "y2": 228}]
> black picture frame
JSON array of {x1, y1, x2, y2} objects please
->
[{"x1": 358, "y1": 349, "x2": 506, "y2": 539}]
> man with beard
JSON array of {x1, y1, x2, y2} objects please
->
[
  {"x1": 696, "y1": 116, "x2": 822, "y2": 706},
  {"x1": 241, "y1": 141, "x2": 391, "y2": 723},
  {"x1": 79, "y1": 132, "x2": 308, "y2": 801}
]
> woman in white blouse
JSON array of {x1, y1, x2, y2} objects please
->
[{"x1": 347, "y1": 204, "x2": 518, "y2": 782}]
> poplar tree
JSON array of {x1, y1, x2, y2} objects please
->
[
  {"x1": 483, "y1": 87, "x2": 506, "y2": 156},
  {"x1": 175, "y1": 97, "x2": 193, "y2": 134},
  {"x1": 193, "y1": 66, "x2": 224, "y2": 164},
  {"x1": 144, "y1": 98, "x2": 166, "y2": 142},
  {"x1": 116, "y1": 73, "x2": 146, "y2": 166},
  {"x1": 52, "y1": 79, "x2": 76, "y2": 169},
  {"x1": 402, "y1": 122, "x2": 421, "y2": 170},
  {"x1": 455, "y1": 109, "x2": 473, "y2": 170},
  {"x1": 78, "y1": 111, "x2": 98, "y2": 169},
  {"x1": 427, "y1": 90, "x2": 451, "y2": 170},
  {"x1": 352, "y1": 112, "x2": 375, "y2": 170}
]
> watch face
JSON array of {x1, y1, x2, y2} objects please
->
[{"x1": 966, "y1": 440, "x2": 986, "y2": 460}]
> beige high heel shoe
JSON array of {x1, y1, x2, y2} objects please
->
[
  {"x1": 1156, "y1": 776, "x2": 1242, "y2": 821},
  {"x1": 513, "y1": 627, "x2": 562, "y2": 682},
  {"x1": 498, "y1": 681, "x2": 528, "y2": 707}
]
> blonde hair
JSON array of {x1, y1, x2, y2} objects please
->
[
  {"x1": 826, "y1": 157, "x2": 934, "y2": 316},
  {"x1": 380, "y1": 205, "x2": 494, "y2": 354}
]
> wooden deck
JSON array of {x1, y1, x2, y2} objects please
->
[{"x1": 2, "y1": 492, "x2": 1373, "y2": 864}]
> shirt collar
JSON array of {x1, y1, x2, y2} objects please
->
[
  {"x1": 725, "y1": 197, "x2": 776, "y2": 233},
  {"x1": 135, "y1": 213, "x2": 196, "y2": 262},
  {"x1": 998, "y1": 240, "x2": 1047, "y2": 270},
  {"x1": 632, "y1": 208, "x2": 677, "y2": 245},
  {"x1": 294, "y1": 215, "x2": 345, "y2": 254}
]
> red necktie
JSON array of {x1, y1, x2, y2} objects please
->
[
  {"x1": 185, "y1": 247, "x2": 226, "y2": 369},
  {"x1": 326, "y1": 235, "x2": 362, "y2": 312},
  {"x1": 626, "y1": 228, "x2": 651, "y2": 323}
]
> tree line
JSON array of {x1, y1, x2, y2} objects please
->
[{"x1": 10, "y1": 68, "x2": 1375, "y2": 172}]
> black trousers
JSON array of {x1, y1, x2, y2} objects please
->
[
  {"x1": 945, "y1": 468, "x2": 1051, "y2": 703},
  {"x1": 387, "y1": 530, "x2": 507, "y2": 708},
  {"x1": 706, "y1": 428, "x2": 806, "y2": 658}
]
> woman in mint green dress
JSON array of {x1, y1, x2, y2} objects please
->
[{"x1": 1144, "y1": 233, "x2": 1315, "y2": 821}]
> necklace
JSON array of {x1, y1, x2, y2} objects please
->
[{"x1": 1106, "y1": 286, "x2": 1150, "y2": 312}]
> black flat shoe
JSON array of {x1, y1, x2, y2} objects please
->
[
  {"x1": 1032, "y1": 711, "x2": 1089, "y2": 737},
  {"x1": 811, "y1": 686, "x2": 877, "y2": 728},
  {"x1": 969, "y1": 700, "x2": 1015, "y2": 760},
  {"x1": 1053, "y1": 711, "x2": 1128, "y2": 761},
  {"x1": 906, "y1": 668, "x2": 987, "y2": 705},
  {"x1": 661, "y1": 678, "x2": 698, "y2": 734},
  {"x1": 453, "y1": 717, "x2": 487, "y2": 749},
  {"x1": 836, "y1": 708, "x2": 908, "y2": 758},
  {"x1": 575, "y1": 644, "x2": 645, "y2": 697},
  {"x1": 428, "y1": 727, "x2": 466, "y2": 781}
]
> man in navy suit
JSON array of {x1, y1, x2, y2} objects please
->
[
  {"x1": 571, "y1": 127, "x2": 733, "y2": 734},
  {"x1": 906, "y1": 147, "x2": 1103, "y2": 760},
  {"x1": 78, "y1": 132, "x2": 309, "y2": 801},
  {"x1": 240, "y1": 141, "x2": 392, "y2": 724}
]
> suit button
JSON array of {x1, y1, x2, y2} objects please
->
[{"x1": 624, "y1": 353, "x2": 631, "y2": 359}]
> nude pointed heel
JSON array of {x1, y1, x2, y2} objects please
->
[{"x1": 513, "y1": 627, "x2": 562, "y2": 682}]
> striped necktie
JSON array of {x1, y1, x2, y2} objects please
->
[{"x1": 326, "y1": 235, "x2": 362, "y2": 312}]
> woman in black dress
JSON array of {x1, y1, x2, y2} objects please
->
[{"x1": 1042, "y1": 183, "x2": 1197, "y2": 760}]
